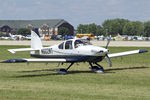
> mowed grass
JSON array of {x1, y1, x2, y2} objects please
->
[{"x1": 0, "y1": 45, "x2": 150, "y2": 100}]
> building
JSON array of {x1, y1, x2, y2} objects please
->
[{"x1": 0, "y1": 19, "x2": 74, "y2": 37}]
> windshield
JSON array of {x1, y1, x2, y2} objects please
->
[{"x1": 74, "y1": 39, "x2": 91, "y2": 48}]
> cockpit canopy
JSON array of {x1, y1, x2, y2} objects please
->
[
  {"x1": 74, "y1": 39, "x2": 91, "y2": 48},
  {"x1": 58, "y1": 39, "x2": 92, "y2": 49}
]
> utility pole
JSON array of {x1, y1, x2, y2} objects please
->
[
  {"x1": 106, "y1": 29, "x2": 108, "y2": 36},
  {"x1": 80, "y1": 29, "x2": 83, "y2": 34}
]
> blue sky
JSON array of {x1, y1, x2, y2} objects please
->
[{"x1": 0, "y1": 0, "x2": 150, "y2": 27}]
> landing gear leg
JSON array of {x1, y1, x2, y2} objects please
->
[
  {"x1": 57, "y1": 63, "x2": 74, "y2": 74},
  {"x1": 89, "y1": 62, "x2": 104, "y2": 73}
]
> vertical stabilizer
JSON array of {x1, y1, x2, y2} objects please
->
[{"x1": 31, "y1": 29, "x2": 43, "y2": 49}]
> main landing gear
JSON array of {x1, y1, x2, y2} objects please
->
[
  {"x1": 57, "y1": 62, "x2": 104, "y2": 75},
  {"x1": 57, "y1": 63, "x2": 74, "y2": 75},
  {"x1": 89, "y1": 62, "x2": 104, "y2": 73}
]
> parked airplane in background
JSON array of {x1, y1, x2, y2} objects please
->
[
  {"x1": 9, "y1": 33, "x2": 24, "y2": 40},
  {"x1": 3, "y1": 29, "x2": 148, "y2": 74}
]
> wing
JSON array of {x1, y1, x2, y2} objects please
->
[
  {"x1": 108, "y1": 49, "x2": 148, "y2": 58},
  {"x1": 2, "y1": 58, "x2": 80, "y2": 63},
  {"x1": 2, "y1": 58, "x2": 67, "y2": 63}
]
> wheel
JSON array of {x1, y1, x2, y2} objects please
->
[
  {"x1": 90, "y1": 66, "x2": 104, "y2": 73},
  {"x1": 57, "y1": 68, "x2": 67, "y2": 75}
]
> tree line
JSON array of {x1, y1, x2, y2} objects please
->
[
  {"x1": 1, "y1": 18, "x2": 150, "y2": 37},
  {"x1": 77, "y1": 18, "x2": 150, "y2": 37}
]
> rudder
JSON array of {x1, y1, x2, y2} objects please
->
[{"x1": 31, "y1": 28, "x2": 43, "y2": 49}]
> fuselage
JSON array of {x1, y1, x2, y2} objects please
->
[{"x1": 30, "y1": 39, "x2": 108, "y2": 62}]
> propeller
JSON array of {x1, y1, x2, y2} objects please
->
[
  {"x1": 105, "y1": 36, "x2": 111, "y2": 49},
  {"x1": 105, "y1": 54, "x2": 112, "y2": 67},
  {"x1": 105, "y1": 35, "x2": 112, "y2": 67}
]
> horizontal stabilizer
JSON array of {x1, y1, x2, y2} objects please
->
[{"x1": 8, "y1": 48, "x2": 39, "y2": 54}]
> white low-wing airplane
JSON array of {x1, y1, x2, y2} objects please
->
[{"x1": 3, "y1": 29, "x2": 148, "y2": 74}]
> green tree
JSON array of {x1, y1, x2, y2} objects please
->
[
  {"x1": 87, "y1": 23, "x2": 97, "y2": 35},
  {"x1": 76, "y1": 18, "x2": 147, "y2": 36},
  {"x1": 102, "y1": 18, "x2": 129, "y2": 36},
  {"x1": 58, "y1": 27, "x2": 70, "y2": 36},
  {"x1": 102, "y1": 19, "x2": 112, "y2": 35},
  {"x1": 123, "y1": 21, "x2": 144, "y2": 36},
  {"x1": 110, "y1": 20, "x2": 121, "y2": 35},
  {"x1": 0, "y1": 32, "x2": 4, "y2": 37},
  {"x1": 77, "y1": 24, "x2": 88, "y2": 34},
  {"x1": 123, "y1": 22, "x2": 135, "y2": 36},
  {"x1": 132, "y1": 21, "x2": 144, "y2": 36},
  {"x1": 96, "y1": 25, "x2": 104, "y2": 36},
  {"x1": 77, "y1": 23, "x2": 104, "y2": 35},
  {"x1": 117, "y1": 19, "x2": 129, "y2": 34},
  {"x1": 144, "y1": 21, "x2": 150, "y2": 37},
  {"x1": 102, "y1": 19, "x2": 120, "y2": 36},
  {"x1": 17, "y1": 28, "x2": 30, "y2": 36}
]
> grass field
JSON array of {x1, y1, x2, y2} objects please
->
[{"x1": 0, "y1": 45, "x2": 150, "y2": 100}]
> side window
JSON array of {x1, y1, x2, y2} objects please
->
[
  {"x1": 58, "y1": 42, "x2": 64, "y2": 49},
  {"x1": 65, "y1": 41, "x2": 73, "y2": 49}
]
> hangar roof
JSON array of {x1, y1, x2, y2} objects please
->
[{"x1": 0, "y1": 19, "x2": 68, "y2": 28}]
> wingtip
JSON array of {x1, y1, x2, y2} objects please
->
[
  {"x1": 8, "y1": 49, "x2": 16, "y2": 54},
  {"x1": 139, "y1": 49, "x2": 148, "y2": 53},
  {"x1": 2, "y1": 59, "x2": 27, "y2": 63}
]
